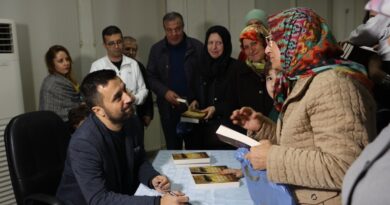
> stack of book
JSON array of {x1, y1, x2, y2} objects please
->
[
  {"x1": 171, "y1": 152, "x2": 211, "y2": 167},
  {"x1": 189, "y1": 165, "x2": 240, "y2": 189}
]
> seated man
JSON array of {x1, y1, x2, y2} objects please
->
[{"x1": 56, "y1": 70, "x2": 188, "y2": 205}]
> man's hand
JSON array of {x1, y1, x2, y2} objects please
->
[
  {"x1": 151, "y1": 175, "x2": 170, "y2": 193},
  {"x1": 160, "y1": 191, "x2": 189, "y2": 205},
  {"x1": 164, "y1": 90, "x2": 180, "y2": 106},
  {"x1": 230, "y1": 107, "x2": 262, "y2": 132},
  {"x1": 245, "y1": 140, "x2": 272, "y2": 170}
]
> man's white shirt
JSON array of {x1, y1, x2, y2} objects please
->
[{"x1": 90, "y1": 55, "x2": 148, "y2": 105}]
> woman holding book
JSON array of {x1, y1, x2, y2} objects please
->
[
  {"x1": 230, "y1": 8, "x2": 376, "y2": 205},
  {"x1": 187, "y1": 25, "x2": 246, "y2": 149}
]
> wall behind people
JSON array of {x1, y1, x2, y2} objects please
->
[
  {"x1": 0, "y1": 0, "x2": 165, "y2": 114},
  {"x1": 0, "y1": 0, "x2": 367, "y2": 115},
  {"x1": 0, "y1": 0, "x2": 81, "y2": 113},
  {"x1": 254, "y1": 0, "x2": 366, "y2": 40}
]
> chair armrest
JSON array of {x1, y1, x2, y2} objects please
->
[{"x1": 24, "y1": 193, "x2": 64, "y2": 205}]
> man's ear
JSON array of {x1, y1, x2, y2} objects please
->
[{"x1": 92, "y1": 106, "x2": 105, "y2": 118}]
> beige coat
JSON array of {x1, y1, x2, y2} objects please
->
[{"x1": 250, "y1": 69, "x2": 376, "y2": 205}]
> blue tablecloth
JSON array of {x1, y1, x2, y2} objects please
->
[{"x1": 135, "y1": 150, "x2": 253, "y2": 205}]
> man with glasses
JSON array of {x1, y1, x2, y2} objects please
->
[
  {"x1": 147, "y1": 12, "x2": 203, "y2": 149},
  {"x1": 91, "y1": 25, "x2": 148, "y2": 108}
]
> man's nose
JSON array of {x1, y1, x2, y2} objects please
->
[{"x1": 124, "y1": 91, "x2": 133, "y2": 104}]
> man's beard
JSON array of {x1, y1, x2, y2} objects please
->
[{"x1": 105, "y1": 105, "x2": 133, "y2": 125}]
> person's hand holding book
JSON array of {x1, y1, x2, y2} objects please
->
[{"x1": 245, "y1": 140, "x2": 272, "y2": 170}]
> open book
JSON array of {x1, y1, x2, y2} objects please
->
[
  {"x1": 216, "y1": 125, "x2": 260, "y2": 148},
  {"x1": 171, "y1": 152, "x2": 211, "y2": 165}
]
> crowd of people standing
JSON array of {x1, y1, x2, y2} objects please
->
[{"x1": 35, "y1": 2, "x2": 390, "y2": 204}]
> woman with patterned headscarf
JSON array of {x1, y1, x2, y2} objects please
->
[
  {"x1": 236, "y1": 25, "x2": 275, "y2": 119},
  {"x1": 231, "y1": 8, "x2": 376, "y2": 205}
]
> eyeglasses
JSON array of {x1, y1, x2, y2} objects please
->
[{"x1": 106, "y1": 40, "x2": 122, "y2": 47}]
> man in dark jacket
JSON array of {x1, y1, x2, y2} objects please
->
[
  {"x1": 147, "y1": 11, "x2": 203, "y2": 149},
  {"x1": 56, "y1": 70, "x2": 188, "y2": 205}
]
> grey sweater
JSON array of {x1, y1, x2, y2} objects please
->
[
  {"x1": 39, "y1": 73, "x2": 80, "y2": 121},
  {"x1": 342, "y1": 124, "x2": 390, "y2": 205}
]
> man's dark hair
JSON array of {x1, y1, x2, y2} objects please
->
[
  {"x1": 163, "y1": 11, "x2": 184, "y2": 27},
  {"x1": 102, "y1": 25, "x2": 123, "y2": 43},
  {"x1": 81, "y1": 70, "x2": 117, "y2": 109}
]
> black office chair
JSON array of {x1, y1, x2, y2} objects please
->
[{"x1": 4, "y1": 111, "x2": 70, "y2": 205}]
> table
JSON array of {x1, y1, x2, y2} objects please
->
[{"x1": 135, "y1": 150, "x2": 253, "y2": 205}]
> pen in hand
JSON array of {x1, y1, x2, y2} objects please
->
[{"x1": 168, "y1": 190, "x2": 177, "y2": 197}]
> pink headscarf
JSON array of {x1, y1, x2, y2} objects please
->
[{"x1": 365, "y1": 0, "x2": 390, "y2": 16}]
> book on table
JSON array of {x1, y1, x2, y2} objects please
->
[
  {"x1": 216, "y1": 125, "x2": 260, "y2": 148},
  {"x1": 189, "y1": 165, "x2": 228, "y2": 174},
  {"x1": 171, "y1": 152, "x2": 211, "y2": 165},
  {"x1": 190, "y1": 165, "x2": 239, "y2": 189}
]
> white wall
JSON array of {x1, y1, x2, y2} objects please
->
[
  {"x1": 255, "y1": 0, "x2": 366, "y2": 41},
  {"x1": 0, "y1": 0, "x2": 81, "y2": 112},
  {"x1": 167, "y1": 0, "x2": 255, "y2": 57}
]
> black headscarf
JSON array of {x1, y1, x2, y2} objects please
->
[{"x1": 201, "y1": 25, "x2": 232, "y2": 79}]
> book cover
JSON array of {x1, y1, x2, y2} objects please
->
[
  {"x1": 341, "y1": 42, "x2": 377, "y2": 68},
  {"x1": 191, "y1": 173, "x2": 240, "y2": 189},
  {"x1": 171, "y1": 152, "x2": 211, "y2": 165},
  {"x1": 216, "y1": 125, "x2": 260, "y2": 148},
  {"x1": 189, "y1": 165, "x2": 228, "y2": 174},
  {"x1": 180, "y1": 110, "x2": 206, "y2": 124}
]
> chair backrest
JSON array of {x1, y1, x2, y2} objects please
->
[{"x1": 4, "y1": 111, "x2": 70, "y2": 205}]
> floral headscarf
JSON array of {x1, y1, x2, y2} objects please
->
[
  {"x1": 239, "y1": 24, "x2": 269, "y2": 73},
  {"x1": 268, "y1": 7, "x2": 371, "y2": 112}
]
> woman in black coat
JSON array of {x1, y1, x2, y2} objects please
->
[{"x1": 187, "y1": 25, "x2": 248, "y2": 149}]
